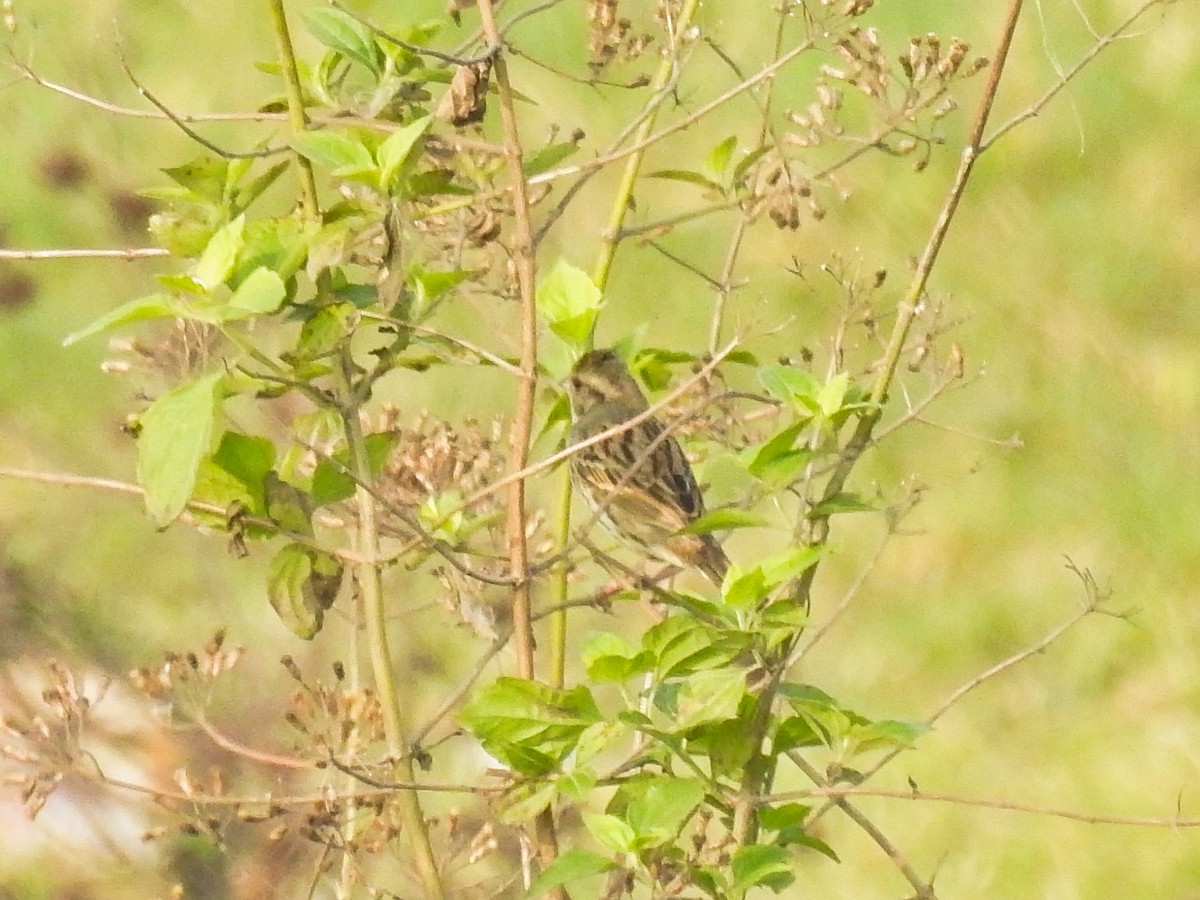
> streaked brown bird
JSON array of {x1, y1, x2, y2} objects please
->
[{"x1": 566, "y1": 348, "x2": 730, "y2": 586}]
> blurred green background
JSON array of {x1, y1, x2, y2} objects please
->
[{"x1": 2, "y1": 1, "x2": 1199, "y2": 897}]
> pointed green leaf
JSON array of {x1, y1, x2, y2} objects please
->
[
  {"x1": 522, "y1": 140, "x2": 579, "y2": 176},
  {"x1": 677, "y1": 507, "x2": 766, "y2": 536},
  {"x1": 536, "y1": 259, "x2": 602, "y2": 350},
  {"x1": 291, "y1": 131, "x2": 375, "y2": 175},
  {"x1": 62, "y1": 294, "x2": 182, "y2": 346},
  {"x1": 807, "y1": 492, "x2": 879, "y2": 518},
  {"x1": 624, "y1": 777, "x2": 705, "y2": 848},
  {"x1": 136, "y1": 371, "x2": 224, "y2": 525},
  {"x1": 305, "y1": 7, "x2": 383, "y2": 75},
  {"x1": 210, "y1": 432, "x2": 275, "y2": 511},
  {"x1": 525, "y1": 849, "x2": 615, "y2": 898},
  {"x1": 675, "y1": 668, "x2": 745, "y2": 729},
  {"x1": 162, "y1": 156, "x2": 228, "y2": 204},
  {"x1": 731, "y1": 844, "x2": 795, "y2": 892},
  {"x1": 377, "y1": 116, "x2": 432, "y2": 193},
  {"x1": 224, "y1": 266, "x2": 286, "y2": 318},
  {"x1": 192, "y1": 215, "x2": 246, "y2": 291},
  {"x1": 645, "y1": 168, "x2": 724, "y2": 194},
  {"x1": 708, "y1": 134, "x2": 738, "y2": 179},
  {"x1": 582, "y1": 813, "x2": 637, "y2": 855}
]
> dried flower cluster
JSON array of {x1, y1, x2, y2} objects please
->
[{"x1": 1, "y1": 662, "x2": 108, "y2": 818}]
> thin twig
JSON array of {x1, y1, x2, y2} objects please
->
[
  {"x1": 117, "y1": 53, "x2": 286, "y2": 160},
  {"x1": 788, "y1": 752, "x2": 937, "y2": 900},
  {"x1": 266, "y1": 0, "x2": 319, "y2": 219},
  {"x1": 787, "y1": 785, "x2": 1200, "y2": 829},
  {"x1": 981, "y1": 0, "x2": 1174, "y2": 152},
  {"x1": 0, "y1": 246, "x2": 169, "y2": 261}
]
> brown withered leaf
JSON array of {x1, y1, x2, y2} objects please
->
[{"x1": 436, "y1": 61, "x2": 491, "y2": 126}]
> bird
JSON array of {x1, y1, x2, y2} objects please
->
[{"x1": 565, "y1": 348, "x2": 729, "y2": 586}]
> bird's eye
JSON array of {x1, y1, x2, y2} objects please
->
[{"x1": 569, "y1": 376, "x2": 582, "y2": 391}]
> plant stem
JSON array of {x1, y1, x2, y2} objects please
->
[
  {"x1": 266, "y1": 0, "x2": 319, "y2": 220},
  {"x1": 732, "y1": 0, "x2": 1028, "y2": 849},
  {"x1": 476, "y1": 0, "x2": 562, "y2": 885},
  {"x1": 342, "y1": 352, "x2": 444, "y2": 899}
]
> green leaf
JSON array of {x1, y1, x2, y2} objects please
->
[
  {"x1": 677, "y1": 507, "x2": 766, "y2": 536},
  {"x1": 745, "y1": 422, "x2": 807, "y2": 476},
  {"x1": 525, "y1": 849, "x2": 615, "y2": 898},
  {"x1": 691, "y1": 716, "x2": 755, "y2": 779},
  {"x1": 675, "y1": 668, "x2": 745, "y2": 729},
  {"x1": 721, "y1": 564, "x2": 769, "y2": 608},
  {"x1": 136, "y1": 371, "x2": 225, "y2": 526},
  {"x1": 757, "y1": 801, "x2": 811, "y2": 837},
  {"x1": 304, "y1": 7, "x2": 383, "y2": 75},
  {"x1": 267, "y1": 542, "x2": 343, "y2": 640},
  {"x1": 291, "y1": 131, "x2": 375, "y2": 177},
  {"x1": 623, "y1": 777, "x2": 705, "y2": 848},
  {"x1": 816, "y1": 372, "x2": 850, "y2": 418},
  {"x1": 731, "y1": 844, "x2": 795, "y2": 892},
  {"x1": 645, "y1": 168, "x2": 724, "y2": 194},
  {"x1": 411, "y1": 264, "x2": 469, "y2": 315},
  {"x1": 377, "y1": 116, "x2": 432, "y2": 193},
  {"x1": 807, "y1": 492, "x2": 879, "y2": 518},
  {"x1": 263, "y1": 471, "x2": 314, "y2": 536},
  {"x1": 224, "y1": 266, "x2": 286, "y2": 318},
  {"x1": 582, "y1": 813, "x2": 637, "y2": 855},
  {"x1": 708, "y1": 134, "x2": 738, "y2": 179},
  {"x1": 850, "y1": 718, "x2": 930, "y2": 754},
  {"x1": 210, "y1": 432, "x2": 275, "y2": 511},
  {"x1": 309, "y1": 431, "x2": 398, "y2": 506},
  {"x1": 758, "y1": 545, "x2": 825, "y2": 586},
  {"x1": 645, "y1": 616, "x2": 743, "y2": 681},
  {"x1": 192, "y1": 214, "x2": 246, "y2": 291},
  {"x1": 536, "y1": 259, "x2": 603, "y2": 350},
  {"x1": 581, "y1": 631, "x2": 651, "y2": 682},
  {"x1": 162, "y1": 156, "x2": 228, "y2": 204},
  {"x1": 62, "y1": 294, "x2": 182, "y2": 346},
  {"x1": 522, "y1": 141, "x2": 579, "y2": 176},
  {"x1": 758, "y1": 364, "x2": 822, "y2": 408},
  {"x1": 731, "y1": 144, "x2": 772, "y2": 187},
  {"x1": 460, "y1": 678, "x2": 604, "y2": 777}
]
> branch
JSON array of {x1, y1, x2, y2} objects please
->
[{"x1": 981, "y1": 0, "x2": 1178, "y2": 152}]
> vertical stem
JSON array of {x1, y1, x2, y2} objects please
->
[
  {"x1": 342, "y1": 354, "x2": 444, "y2": 899},
  {"x1": 266, "y1": 0, "x2": 320, "y2": 220},
  {"x1": 475, "y1": 0, "x2": 561, "y2": 885},
  {"x1": 592, "y1": 0, "x2": 702, "y2": 290},
  {"x1": 732, "y1": 0, "x2": 1028, "y2": 850}
]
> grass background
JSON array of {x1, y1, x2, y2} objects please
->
[{"x1": 1, "y1": 1, "x2": 1199, "y2": 897}]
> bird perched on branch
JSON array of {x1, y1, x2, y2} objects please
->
[{"x1": 565, "y1": 348, "x2": 729, "y2": 586}]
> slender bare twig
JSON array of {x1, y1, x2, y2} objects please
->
[
  {"x1": 981, "y1": 0, "x2": 1176, "y2": 152},
  {"x1": 194, "y1": 713, "x2": 315, "y2": 770},
  {"x1": 117, "y1": 53, "x2": 285, "y2": 160},
  {"x1": 266, "y1": 0, "x2": 319, "y2": 219},
  {"x1": 0, "y1": 246, "x2": 168, "y2": 261},
  {"x1": 475, "y1": 0, "x2": 563, "y2": 885},
  {"x1": 788, "y1": 752, "x2": 937, "y2": 900},
  {"x1": 783, "y1": 786, "x2": 1200, "y2": 829}
]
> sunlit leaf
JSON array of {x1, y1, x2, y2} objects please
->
[
  {"x1": 731, "y1": 844, "x2": 795, "y2": 892},
  {"x1": 136, "y1": 371, "x2": 225, "y2": 526},
  {"x1": 536, "y1": 259, "x2": 602, "y2": 350},
  {"x1": 377, "y1": 116, "x2": 432, "y2": 193},
  {"x1": 677, "y1": 507, "x2": 766, "y2": 536},
  {"x1": 62, "y1": 294, "x2": 182, "y2": 346},
  {"x1": 304, "y1": 7, "x2": 383, "y2": 75},
  {"x1": 192, "y1": 214, "x2": 246, "y2": 291},
  {"x1": 525, "y1": 849, "x2": 614, "y2": 897}
]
